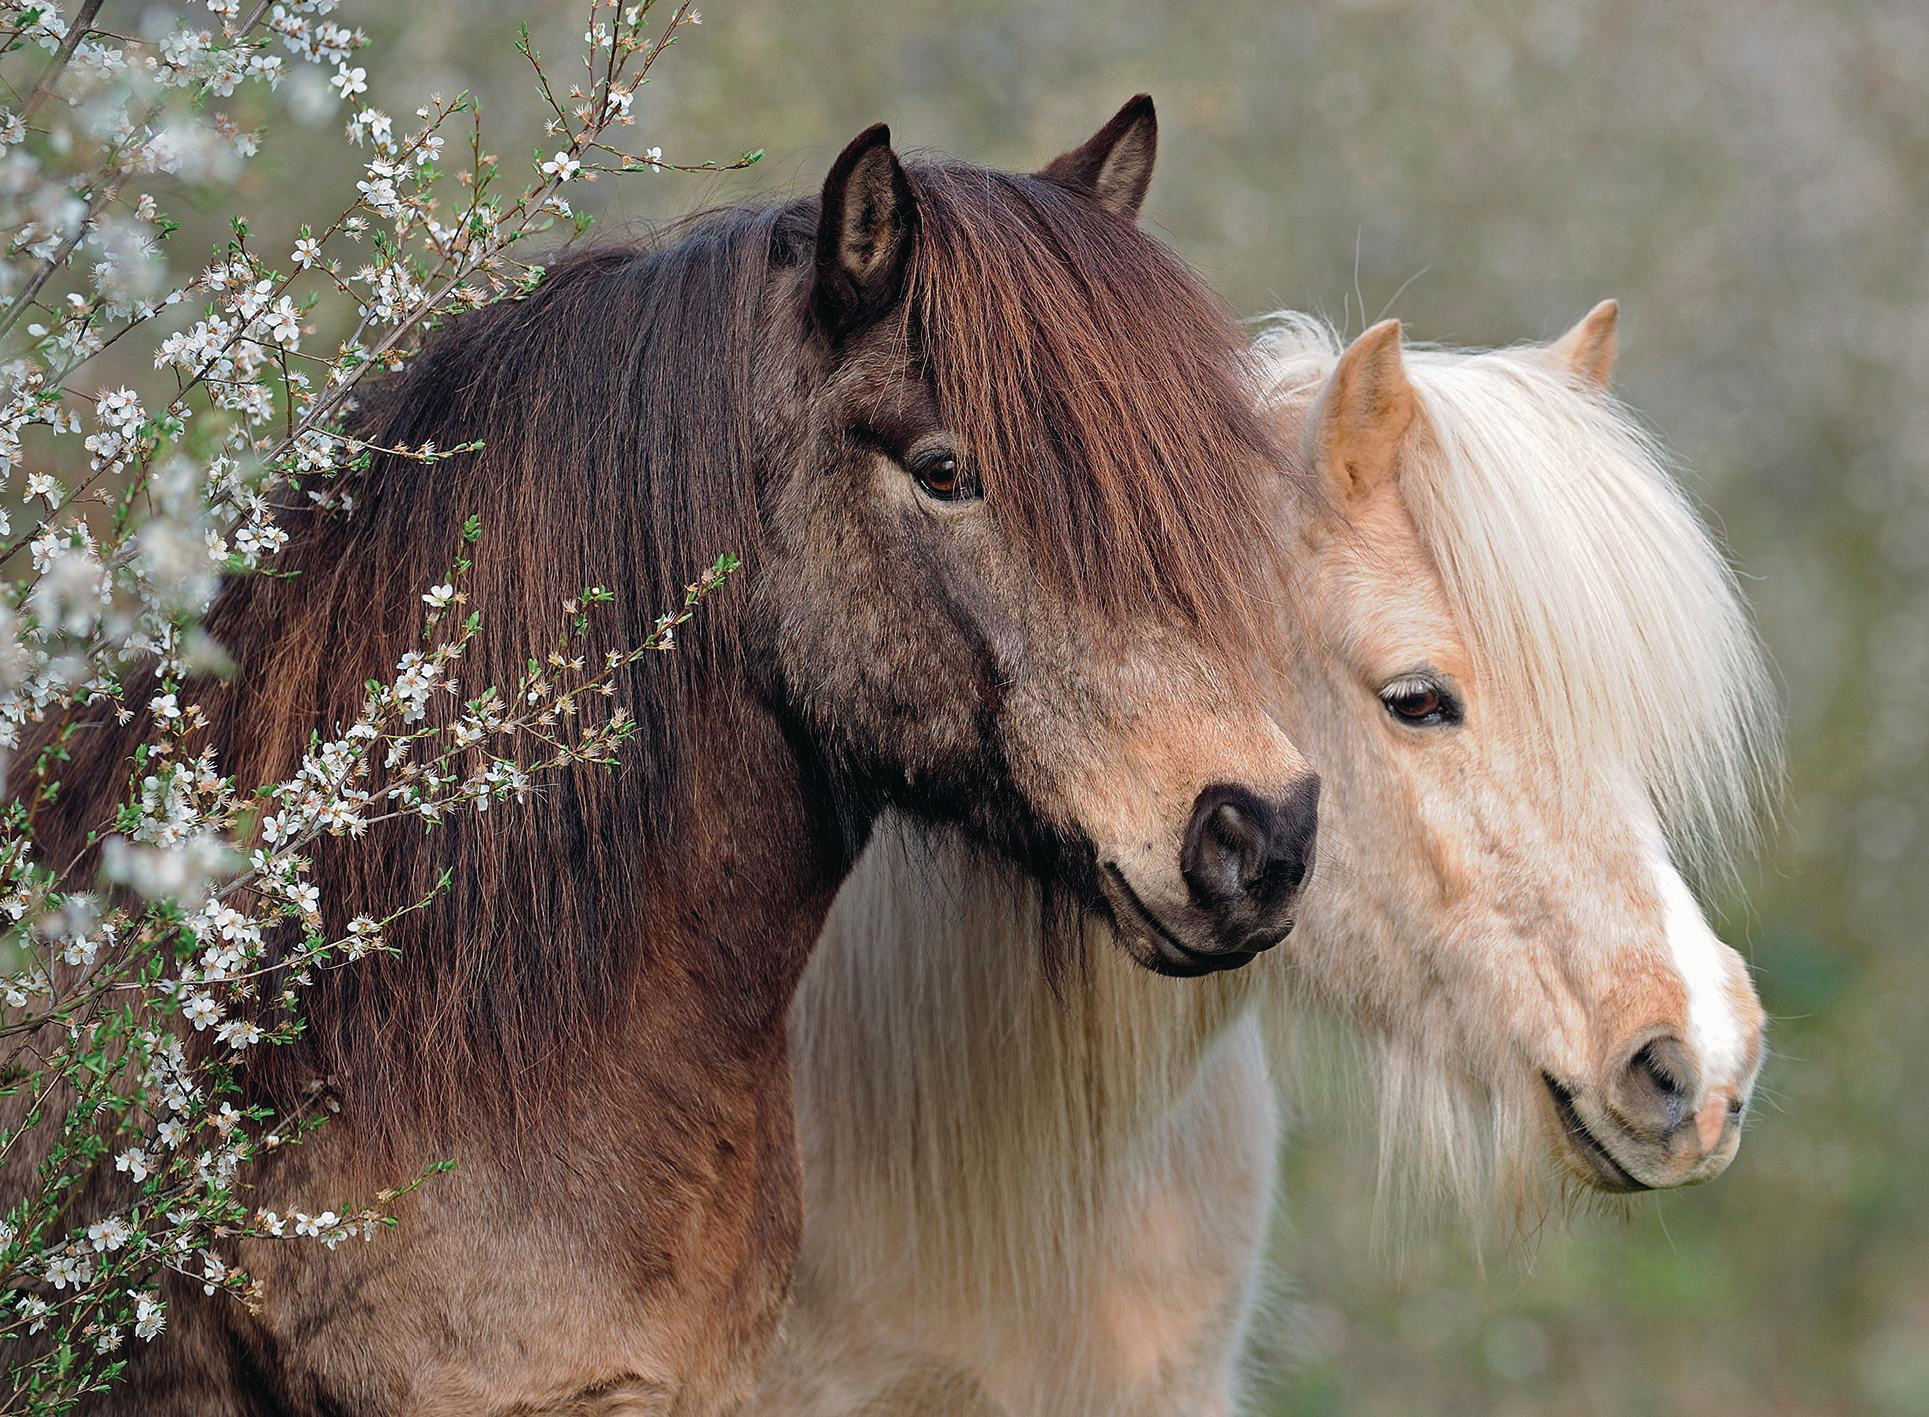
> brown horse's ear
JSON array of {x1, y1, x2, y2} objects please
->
[
  {"x1": 1039, "y1": 94, "x2": 1158, "y2": 220},
  {"x1": 813, "y1": 124, "x2": 917, "y2": 343},
  {"x1": 1309, "y1": 319, "x2": 1416, "y2": 505},
  {"x1": 1548, "y1": 299, "x2": 1619, "y2": 391}
]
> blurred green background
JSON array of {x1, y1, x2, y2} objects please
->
[{"x1": 247, "y1": 1, "x2": 1926, "y2": 1411}]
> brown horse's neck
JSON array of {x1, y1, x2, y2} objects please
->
[
  {"x1": 14, "y1": 576, "x2": 863, "y2": 1168},
  {"x1": 555, "y1": 671, "x2": 856, "y2": 1098},
  {"x1": 276, "y1": 652, "x2": 862, "y2": 1165},
  {"x1": 49, "y1": 665, "x2": 862, "y2": 1417}
]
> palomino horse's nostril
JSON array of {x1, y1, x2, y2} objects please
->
[
  {"x1": 1614, "y1": 1033, "x2": 1698, "y2": 1138},
  {"x1": 1631, "y1": 1042, "x2": 1683, "y2": 1096},
  {"x1": 1209, "y1": 802, "x2": 1267, "y2": 892},
  {"x1": 1694, "y1": 1088, "x2": 1739, "y2": 1152}
]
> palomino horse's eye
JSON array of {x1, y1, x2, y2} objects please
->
[
  {"x1": 908, "y1": 449, "x2": 976, "y2": 502},
  {"x1": 1381, "y1": 676, "x2": 1461, "y2": 727}
]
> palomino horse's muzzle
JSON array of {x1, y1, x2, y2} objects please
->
[{"x1": 1544, "y1": 1024, "x2": 1761, "y2": 1192}]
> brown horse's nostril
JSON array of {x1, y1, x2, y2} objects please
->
[
  {"x1": 1181, "y1": 777, "x2": 1320, "y2": 926},
  {"x1": 1182, "y1": 795, "x2": 1266, "y2": 904},
  {"x1": 1611, "y1": 1034, "x2": 1698, "y2": 1140}
]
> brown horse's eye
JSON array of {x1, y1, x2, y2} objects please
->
[
  {"x1": 908, "y1": 449, "x2": 974, "y2": 502},
  {"x1": 1381, "y1": 676, "x2": 1461, "y2": 727}
]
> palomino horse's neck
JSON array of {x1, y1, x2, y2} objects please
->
[{"x1": 790, "y1": 821, "x2": 1267, "y2": 1299}]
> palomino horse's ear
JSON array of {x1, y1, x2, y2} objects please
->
[
  {"x1": 1548, "y1": 298, "x2": 1619, "y2": 391},
  {"x1": 1310, "y1": 319, "x2": 1416, "y2": 504},
  {"x1": 813, "y1": 123, "x2": 917, "y2": 344},
  {"x1": 1038, "y1": 94, "x2": 1158, "y2": 220}
]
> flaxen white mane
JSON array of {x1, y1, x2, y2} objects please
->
[{"x1": 1253, "y1": 313, "x2": 1779, "y2": 879}]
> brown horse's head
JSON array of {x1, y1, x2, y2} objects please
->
[
  {"x1": 212, "y1": 100, "x2": 1323, "y2": 1127},
  {"x1": 744, "y1": 100, "x2": 1317, "y2": 973}
]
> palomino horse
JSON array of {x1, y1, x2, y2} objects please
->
[
  {"x1": 6, "y1": 101, "x2": 1320, "y2": 1413},
  {"x1": 754, "y1": 304, "x2": 1779, "y2": 1413}
]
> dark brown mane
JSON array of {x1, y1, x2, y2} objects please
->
[
  {"x1": 904, "y1": 162, "x2": 1297, "y2": 652},
  {"x1": 194, "y1": 207, "x2": 799, "y2": 1140},
  {"x1": 20, "y1": 156, "x2": 1297, "y2": 1144}
]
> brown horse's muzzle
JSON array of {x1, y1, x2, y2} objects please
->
[
  {"x1": 1180, "y1": 777, "x2": 1320, "y2": 950},
  {"x1": 1099, "y1": 771, "x2": 1320, "y2": 977}
]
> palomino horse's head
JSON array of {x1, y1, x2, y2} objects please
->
[
  {"x1": 755, "y1": 100, "x2": 1317, "y2": 973},
  {"x1": 1256, "y1": 307, "x2": 1776, "y2": 1198}
]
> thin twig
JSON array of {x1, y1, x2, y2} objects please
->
[{"x1": 16, "y1": 0, "x2": 106, "y2": 126}]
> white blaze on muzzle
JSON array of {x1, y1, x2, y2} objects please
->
[{"x1": 1652, "y1": 854, "x2": 1755, "y2": 1149}]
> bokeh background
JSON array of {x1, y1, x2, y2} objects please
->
[{"x1": 243, "y1": 2, "x2": 1925, "y2": 1412}]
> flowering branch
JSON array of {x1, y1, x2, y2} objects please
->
[{"x1": 0, "y1": 1, "x2": 753, "y2": 1407}]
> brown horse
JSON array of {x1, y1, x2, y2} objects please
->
[{"x1": 7, "y1": 101, "x2": 1319, "y2": 1413}]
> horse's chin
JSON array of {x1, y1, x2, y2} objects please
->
[
  {"x1": 1097, "y1": 862, "x2": 1269, "y2": 977},
  {"x1": 1118, "y1": 929, "x2": 1264, "y2": 978},
  {"x1": 1542, "y1": 1074, "x2": 1653, "y2": 1193}
]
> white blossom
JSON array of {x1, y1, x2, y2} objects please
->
[
  {"x1": 85, "y1": 1217, "x2": 131, "y2": 1253},
  {"x1": 45, "y1": 1253, "x2": 92, "y2": 1291},
  {"x1": 133, "y1": 1292, "x2": 166, "y2": 1341},
  {"x1": 180, "y1": 991, "x2": 222, "y2": 1030}
]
